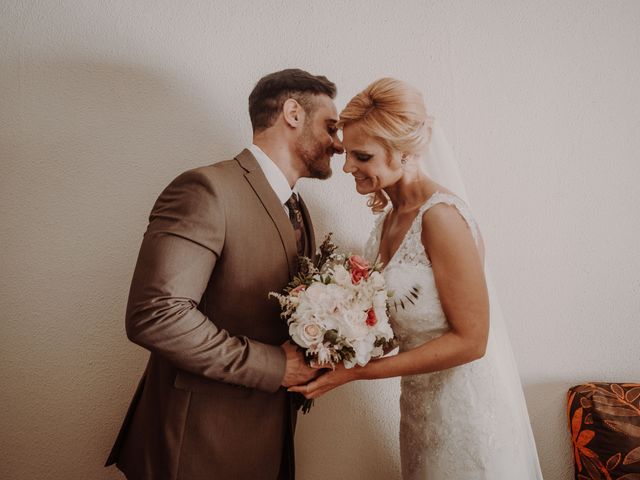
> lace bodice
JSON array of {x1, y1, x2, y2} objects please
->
[
  {"x1": 364, "y1": 192, "x2": 480, "y2": 349},
  {"x1": 365, "y1": 191, "x2": 479, "y2": 268}
]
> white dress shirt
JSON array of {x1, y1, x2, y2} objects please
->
[{"x1": 247, "y1": 144, "x2": 295, "y2": 215}]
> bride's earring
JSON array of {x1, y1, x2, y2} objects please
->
[{"x1": 401, "y1": 154, "x2": 408, "y2": 165}]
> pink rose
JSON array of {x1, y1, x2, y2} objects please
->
[
  {"x1": 348, "y1": 255, "x2": 370, "y2": 284},
  {"x1": 366, "y1": 309, "x2": 377, "y2": 327}
]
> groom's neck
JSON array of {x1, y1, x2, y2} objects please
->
[{"x1": 252, "y1": 134, "x2": 300, "y2": 188}]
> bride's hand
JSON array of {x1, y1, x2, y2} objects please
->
[
  {"x1": 309, "y1": 358, "x2": 333, "y2": 369},
  {"x1": 288, "y1": 363, "x2": 356, "y2": 399}
]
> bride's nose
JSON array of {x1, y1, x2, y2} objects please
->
[{"x1": 342, "y1": 153, "x2": 356, "y2": 174}]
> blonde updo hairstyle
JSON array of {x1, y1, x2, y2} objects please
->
[{"x1": 338, "y1": 78, "x2": 432, "y2": 212}]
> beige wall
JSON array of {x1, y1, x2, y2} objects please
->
[{"x1": 2, "y1": 1, "x2": 639, "y2": 479}]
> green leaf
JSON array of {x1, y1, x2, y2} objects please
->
[{"x1": 324, "y1": 330, "x2": 339, "y2": 343}]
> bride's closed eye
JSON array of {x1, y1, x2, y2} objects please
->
[{"x1": 353, "y1": 152, "x2": 373, "y2": 162}]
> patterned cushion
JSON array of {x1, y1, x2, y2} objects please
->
[{"x1": 568, "y1": 383, "x2": 640, "y2": 480}]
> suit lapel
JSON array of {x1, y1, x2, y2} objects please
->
[{"x1": 236, "y1": 149, "x2": 298, "y2": 277}]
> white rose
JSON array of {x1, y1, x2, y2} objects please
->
[
  {"x1": 303, "y1": 283, "x2": 350, "y2": 315},
  {"x1": 335, "y1": 308, "x2": 368, "y2": 339},
  {"x1": 289, "y1": 320, "x2": 325, "y2": 348},
  {"x1": 325, "y1": 283, "x2": 351, "y2": 308}
]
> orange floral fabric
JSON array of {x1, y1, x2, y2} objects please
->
[{"x1": 568, "y1": 383, "x2": 640, "y2": 480}]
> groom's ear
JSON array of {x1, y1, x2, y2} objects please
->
[{"x1": 282, "y1": 98, "x2": 304, "y2": 128}]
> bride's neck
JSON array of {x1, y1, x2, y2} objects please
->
[{"x1": 384, "y1": 170, "x2": 433, "y2": 211}]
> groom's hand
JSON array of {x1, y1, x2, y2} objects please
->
[
  {"x1": 288, "y1": 363, "x2": 354, "y2": 400},
  {"x1": 280, "y1": 341, "x2": 321, "y2": 387}
]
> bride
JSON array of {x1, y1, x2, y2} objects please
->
[{"x1": 290, "y1": 78, "x2": 543, "y2": 479}]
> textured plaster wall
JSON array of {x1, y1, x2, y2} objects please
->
[{"x1": 2, "y1": 1, "x2": 639, "y2": 479}]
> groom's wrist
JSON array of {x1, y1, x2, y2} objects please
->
[{"x1": 242, "y1": 341, "x2": 286, "y2": 393}]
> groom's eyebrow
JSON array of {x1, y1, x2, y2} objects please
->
[{"x1": 325, "y1": 119, "x2": 338, "y2": 131}]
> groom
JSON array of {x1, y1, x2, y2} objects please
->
[{"x1": 105, "y1": 69, "x2": 344, "y2": 479}]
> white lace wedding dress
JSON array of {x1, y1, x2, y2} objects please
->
[{"x1": 365, "y1": 192, "x2": 543, "y2": 479}]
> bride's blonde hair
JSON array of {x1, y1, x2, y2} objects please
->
[{"x1": 338, "y1": 78, "x2": 433, "y2": 212}]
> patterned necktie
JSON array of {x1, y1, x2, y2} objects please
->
[{"x1": 285, "y1": 193, "x2": 306, "y2": 257}]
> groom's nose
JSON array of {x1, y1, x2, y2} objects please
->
[{"x1": 332, "y1": 136, "x2": 344, "y2": 155}]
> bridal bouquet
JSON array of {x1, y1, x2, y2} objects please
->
[{"x1": 270, "y1": 234, "x2": 398, "y2": 413}]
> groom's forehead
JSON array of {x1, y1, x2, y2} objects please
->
[{"x1": 312, "y1": 94, "x2": 338, "y2": 120}]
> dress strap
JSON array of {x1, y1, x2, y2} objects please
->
[
  {"x1": 364, "y1": 206, "x2": 391, "y2": 263},
  {"x1": 420, "y1": 192, "x2": 480, "y2": 244}
]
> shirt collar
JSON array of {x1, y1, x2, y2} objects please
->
[{"x1": 247, "y1": 144, "x2": 295, "y2": 205}]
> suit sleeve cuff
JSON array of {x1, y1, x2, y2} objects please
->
[{"x1": 247, "y1": 340, "x2": 287, "y2": 393}]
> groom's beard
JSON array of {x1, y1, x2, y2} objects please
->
[{"x1": 296, "y1": 123, "x2": 333, "y2": 180}]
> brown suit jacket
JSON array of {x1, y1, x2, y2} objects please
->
[{"x1": 106, "y1": 149, "x2": 315, "y2": 480}]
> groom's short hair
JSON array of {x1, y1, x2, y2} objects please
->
[{"x1": 249, "y1": 68, "x2": 336, "y2": 133}]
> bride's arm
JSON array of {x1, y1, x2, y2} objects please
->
[{"x1": 289, "y1": 205, "x2": 490, "y2": 399}]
